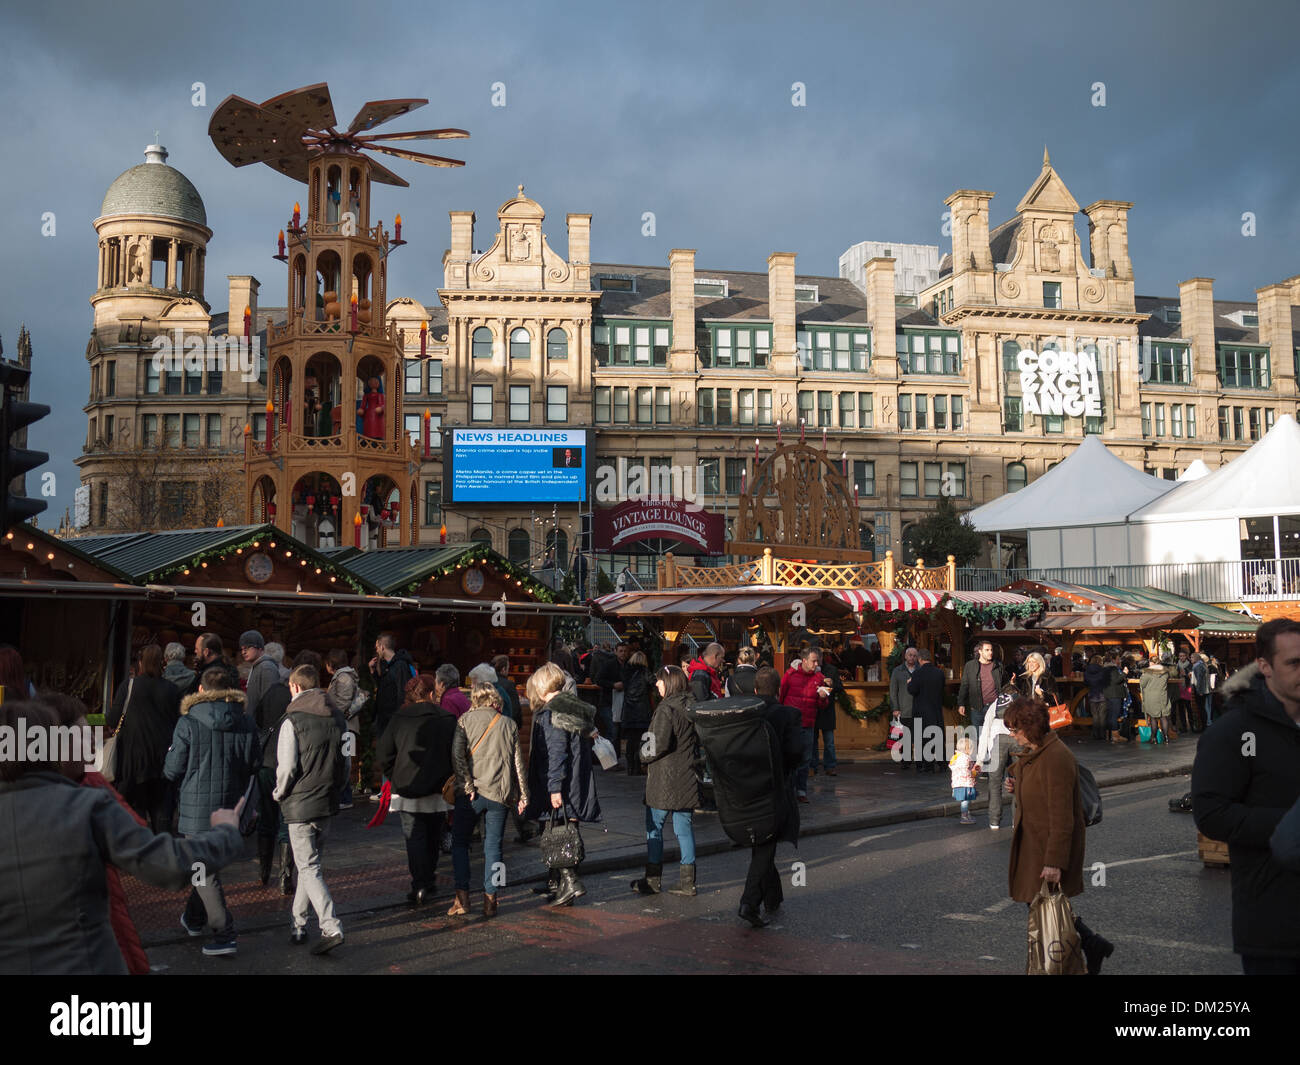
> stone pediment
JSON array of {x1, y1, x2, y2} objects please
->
[
  {"x1": 470, "y1": 185, "x2": 574, "y2": 290},
  {"x1": 1016, "y1": 152, "x2": 1079, "y2": 215}
]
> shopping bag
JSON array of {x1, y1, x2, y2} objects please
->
[
  {"x1": 1047, "y1": 703, "x2": 1072, "y2": 730},
  {"x1": 1026, "y1": 882, "x2": 1087, "y2": 975},
  {"x1": 592, "y1": 734, "x2": 618, "y2": 770}
]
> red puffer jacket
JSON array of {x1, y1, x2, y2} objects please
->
[
  {"x1": 779, "y1": 667, "x2": 829, "y2": 728},
  {"x1": 82, "y1": 770, "x2": 151, "y2": 975}
]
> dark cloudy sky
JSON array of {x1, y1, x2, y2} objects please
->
[{"x1": 2, "y1": 0, "x2": 1297, "y2": 527}]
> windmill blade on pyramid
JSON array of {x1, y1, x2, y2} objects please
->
[
  {"x1": 366, "y1": 143, "x2": 467, "y2": 168},
  {"x1": 345, "y1": 97, "x2": 428, "y2": 134},
  {"x1": 354, "y1": 128, "x2": 470, "y2": 143}
]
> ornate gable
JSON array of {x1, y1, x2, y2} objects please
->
[{"x1": 469, "y1": 186, "x2": 574, "y2": 290}]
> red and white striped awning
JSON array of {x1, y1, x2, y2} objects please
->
[
  {"x1": 946, "y1": 590, "x2": 1037, "y2": 606},
  {"x1": 834, "y1": 589, "x2": 945, "y2": 611}
]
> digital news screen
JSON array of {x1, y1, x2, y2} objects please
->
[{"x1": 445, "y1": 428, "x2": 587, "y2": 503}]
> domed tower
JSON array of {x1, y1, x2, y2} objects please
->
[{"x1": 209, "y1": 83, "x2": 468, "y2": 550}]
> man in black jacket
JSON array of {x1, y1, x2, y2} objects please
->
[
  {"x1": 183, "y1": 633, "x2": 225, "y2": 698},
  {"x1": 907, "y1": 649, "x2": 948, "y2": 773},
  {"x1": 369, "y1": 633, "x2": 416, "y2": 743},
  {"x1": 957, "y1": 640, "x2": 1005, "y2": 735},
  {"x1": 273, "y1": 664, "x2": 346, "y2": 955},
  {"x1": 1193, "y1": 618, "x2": 1300, "y2": 974}
]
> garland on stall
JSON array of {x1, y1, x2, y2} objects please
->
[
  {"x1": 138, "y1": 529, "x2": 370, "y2": 595},
  {"x1": 400, "y1": 547, "x2": 556, "y2": 602},
  {"x1": 946, "y1": 596, "x2": 1046, "y2": 628}
]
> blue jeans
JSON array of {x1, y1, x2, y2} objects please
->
[
  {"x1": 452, "y1": 793, "x2": 508, "y2": 895},
  {"x1": 796, "y1": 727, "x2": 814, "y2": 794},
  {"x1": 646, "y1": 807, "x2": 695, "y2": 865},
  {"x1": 1203, "y1": 692, "x2": 1214, "y2": 726},
  {"x1": 811, "y1": 728, "x2": 837, "y2": 771}
]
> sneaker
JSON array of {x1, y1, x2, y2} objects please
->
[
  {"x1": 338, "y1": 799, "x2": 354, "y2": 810},
  {"x1": 202, "y1": 935, "x2": 237, "y2": 957},
  {"x1": 960, "y1": 813, "x2": 975, "y2": 825},
  {"x1": 180, "y1": 914, "x2": 204, "y2": 938},
  {"x1": 369, "y1": 792, "x2": 382, "y2": 802},
  {"x1": 311, "y1": 933, "x2": 344, "y2": 955}
]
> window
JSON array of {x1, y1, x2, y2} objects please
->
[
  {"x1": 252, "y1": 413, "x2": 266, "y2": 444},
  {"x1": 404, "y1": 412, "x2": 422, "y2": 446},
  {"x1": 405, "y1": 359, "x2": 421, "y2": 393},
  {"x1": 612, "y1": 325, "x2": 630, "y2": 364},
  {"x1": 428, "y1": 414, "x2": 442, "y2": 448},
  {"x1": 593, "y1": 324, "x2": 610, "y2": 365},
  {"x1": 859, "y1": 393, "x2": 873, "y2": 428},
  {"x1": 1217, "y1": 346, "x2": 1270, "y2": 389},
  {"x1": 1007, "y1": 462, "x2": 1027, "y2": 493},
  {"x1": 648, "y1": 457, "x2": 673, "y2": 496},
  {"x1": 1043, "y1": 282, "x2": 1062, "y2": 308},
  {"x1": 428, "y1": 360, "x2": 443, "y2": 395},
  {"x1": 853, "y1": 460, "x2": 875, "y2": 496},
  {"x1": 1084, "y1": 415, "x2": 1104, "y2": 435},
  {"x1": 725, "y1": 458, "x2": 746, "y2": 495},
  {"x1": 510, "y1": 328, "x2": 531, "y2": 359},
  {"x1": 105, "y1": 361, "x2": 116, "y2": 396},
  {"x1": 163, "y1": 413, "x2": 180, "y2": 446},
  {"x1": 655, "y1": 387, "x2": 670, "y2": 424},
  {"x1": 206, "y1": 413, "x2": 221, "y2": 447},
  {"x1": 1145, "y1": 342, "x2": 1191, "y2": 384},
  {"x1": 798, "y1": 391, "x2": 814, "y2": 425},
  {"x1": 1233, "y1": 406, "x2": 1244, "y2": 440},
  {"x1": 595, "y1": 386, "x2": 611, "y2": 423},
  {"x1": 898, "y1": 394, "x2": 912, "y2": 430},
  {"x1": 509, "y1": 385, "x2": 530, "y2": 423},
  {"x1": 739, "y1": 389, "x2": 756, "y2": 426},
  {"x1": 1165, "y1": 308, "x2": 1182, "y2": 325},
  {"x1": 1171, "y1": 405, "x2": 1183, "y2": 437},
  {"x1": 654, "y1": 326, "x2": 670, "y2": 364},
  {"x1": 472, "y1": 327, "x2": 493, "y2": 359},
  {"x1": 933, "y1": 394, "x2": 947, "y2": 430},
  {"x1": 817, "y1": 391, "x2": 832, "y2": 428},
  {"x1": 185, "y1": 369, "x2": 202, "y2": 395},
  {"x1": 698, "y1": 389, "x2": 714, "y2": 426},
  {"x1": 471, "y1": 385, "x2": 492, "y2": 422},
  {"x1": 758, "y1": 390, "x2": 773, "y2": 426},
  {"x1": 161, "y1": 483, "x2": 195, "y2": 524},
  {"x1": 633, "y1": 326, "x2": 651, "y2": 364},
  {"x1": 546, "y1": 386, "x2": 567, "y2": 423},
  {"x1": 839, "y1": 392, "x2": 855, "y2": 428},
  {"x1": 508, "y1": 529, "x2": 530, "y2": 565},
  {"x1": 1155, "y1": 404, "x2": 1166, "y2": 437},
  {"x1": 1004, "y1": 396, "x2": 1023, "y2": 432},
  {"x1": 1043, "y1": 414, "x2": 1064, "y2": 434},
  {"x1": 1002, "y1": 340, "x2": 1021, "y2": 372},
  {"x1": 915, "y1": 394, "x2": 928, "y2": 430},
  {"x1": 470, "y1": 527, "x2": 492, "y2": 547},
  {"x1": 597, "y1": 276, "x2": 634, "y2": 292},
  {"x1": 709, "y1": 325, "x2": 770, "y2": 369},
  {"x1": 595, "y1": 320, "x2": 670, "y2": 367},
  {"x1": 545, "y1": 527, "x2": 569, "y2": 560},
  {"x1": 715, "y1": 389, "x2": 732, "y2": 426},
  {"x1": 424, "y1": 481, "x2": 442, "y2": 527},
  {"x1": 613, "y1": 387, "x2": 630, "y2": 423},
  {"x1": 547, "y1": 328, "x2": 568, "y2": 360},
  {"x1": 1161, "y1": 468, "x2": 1178, "y2": 481},
  {"x1": 900, "y1": 331, "x2": 960, "y2": 374},
  {"x1": 923, "y1": 462, "x2": 943, "y2": 497},
  {"x1": 945, "y1": 462, "x2": 967, "y2": 498},
  {"x1": 1218, "y1": 406, "x2": 1228, "y2": 441},
  {"x1": 900, "y1": 461, "x2": 918, "y2": 497},
  {"x1": 694, "y1": 280, "x2": 727, "y2": 298},
  {"x1": 97, "y1": 482, "x2": 108, "y2": 526},
  {"x1": 1266, "y1": 408, "x2": 1276, "y2": 431},
  {"x1": 1249, "y1": 408, "x2": 1261, "y2": 440},
  {"x1": 1242, "y1": 312, "x2": 1259, "y2": 329},
  {"x1": 103, "y1": 414, "x2": 114, "y2": 444},
  {"x1": 700, "y1": 458, "x2": 720, "y2": 494},
  {"x1": 1187, "y1": 405, "x2": 1196, "y2": 439},
  {"x1": 164, "y1": 369, "x2": 181, "y2": 396},
  {"x1": 1141, "y1": 403, "x2": 1152, "y2": 437},
  {"x1": 951, "y1": 395, "x2": 964, "y2": 431},
  {"x1": 794, "y1": 285, "x2": 819, "y2": 302},
  {"x1": 636, "y1": 386, "x2": 653, "y2": 424},
  {"x1": 207, "y1": 366, "x2": 222, "y2": 394}
]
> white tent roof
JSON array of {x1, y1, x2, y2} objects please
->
[
  {"x1": 1130, "y1": 414, "x2": 1300, "y2": 522},
  {"x1": 968, "y1": 435, "x2": 1175, "y2": 533},
  {"x1": 1178, "y1": 459, "x2": 1212, "y2": 482}
]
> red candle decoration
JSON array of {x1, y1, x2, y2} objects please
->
[
  {"x1": 243, "y1": 306, "x2": 251, "y2": 339},
  {"x1": 353, "y1": 512, "x2": 362, "y2": 548},
  {"x1": 267, "y1": 501, "x2": 276, "y2": 520},
  {"x1": 419, "y1": 319, "x2": 428, "y2": 357},
  {"x1": 292, "y1": 202, "x2": 300, "y2": 229},
  {"x1": 439, "y1": 523, "x2": 447, "y2": 545},
  {"x1": 740, "y1": 469, "x2": 747, "y2": 494},
  {"x1": 349, "y1": 294, "x2": 358, "y2": 333},
  {"x1": 277, "y1": 230, "x2": 285, "y2": 256},
  {"x1": 841, "y1": 451, "x2": 848, "y2": 476},
  {"x1": 394, "y1": 214, "x2": 402, "y2": 242},
  {"x1": 264, "y1": 400, "x2": 274, "y2": 454},
  {"x1": 776, "y1": 420, "x2": 782, "y2": 443},
  {"x1": 853, "y1": 486, "x2": 860, "y2": 507},
  {"x1": 822, "y1": 426, "x2": 827, "y2": 450},
  {"x1": 754, "y1": 437, "x2": 759, "y2": 462},
  {"x1": 422, "y1": 408, "x2": 430, "y2": 459},
  {"x1": 800, "y1": 418, "x2": 805, "y2": 443}
]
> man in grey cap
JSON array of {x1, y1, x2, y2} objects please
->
[{"x1": 240, "y1": 630, "x2": 281, "y2": 726}]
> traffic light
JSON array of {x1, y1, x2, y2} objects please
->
[{"x1": 0, "y1": 359, "x2": 50, "y2": 533}]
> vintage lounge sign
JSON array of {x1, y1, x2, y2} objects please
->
[
  {"x1": 1017, "y1": 348, "x2": 1102, "y2": 418},
  {"x1": 593, "y1": 498, "x2": 725, "y2": 555}
]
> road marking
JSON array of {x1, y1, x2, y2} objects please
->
[
  {"x1": 900, "y1": 942, "x2": 921, "y2": 949},
  {"x1": 978, "y1": 956, "x2": 999, "y2": 961},
  {"x1": 848, "y1": 828, "x2": 907, "y2": 847},
  {"x1": 1100, "y1": 851, "x2": 1197, "y2": 868},
  {"x1": 984, "y1": 898, "x2": 1016, "y2": 914},
  {"x1": 943, "y1": 913, "x2": 993, "y2": 922},
  {"x1": 832, "y1": 933, "x2": 852, "y2": 939}
]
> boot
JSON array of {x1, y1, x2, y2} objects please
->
[
  {"x1": 1073, "y1": 916, "x2": 1114, "y2": 975},
  {"x1": 532, "y1": 870, "x2": 560, "y2": 899},
  {"x1": 630, "y1": 862, "x2": 662, "y2": 895},
  {"x1": 257, "y1": 836, "x2": 274, "y2": 887},
  {"x1": 551, "y1": 866, "x2": 586, "y2": 907},
  {"x1": 447, "y1": 890, "x2": 470, "y2": 917},
  {"x1": 277, "y1": 842, "x2": 295, "y2": 897},
  {"x1": 667, "y1": 863, "x2": 697, "y2": 897},
  {"x1": 483, "y1": 893, "x2": 498, "y2": 918}
]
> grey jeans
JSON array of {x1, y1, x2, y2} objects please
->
[
  {"x1": 987, "y1": 733, "x2": 1021, "y2": 828},
  {"x1": 288, "y1": 819, "x2": 342, "y2": 937}
]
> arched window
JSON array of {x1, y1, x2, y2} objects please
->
[
  {"x1": 858, "y1": 522, "x2": 874, "y2": 553},
  {"x1": 1001, "y1": 339, "x2": 1021, "y2": 372},
  {"x1": 547, "y1": 328, "x2": 568, "y2": 360},
  {"x1": 470, "y1": 527, "x2": 492, "y2": 547},
  {"x1": 508, "y1": 528, "x2": 530, "y2": 565},
  {"x1": 1007, "y1": 462, "x2": 1027, "y2": 493},
  {"x1": 545, "y1": 528, "x2": 568, "y2": 562},
  {"x1": 472, "y1": 327, "x2": 493, "y2": 359},
  {"x1": 510, "y1": 328, "x2": 531, "y2": 359}
]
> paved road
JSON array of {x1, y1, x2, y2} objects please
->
[{"x1": 151, "y1": 778, "x2": 1235, "y2": 975}]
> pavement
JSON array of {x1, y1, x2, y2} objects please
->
[{"x1": 124, "y1": 726, "x2": 1198, "y2": 947}]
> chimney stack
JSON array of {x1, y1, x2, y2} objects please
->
[
  {"x1": 767, "y1": 252, "x2": 797, "y2": 372},
  {"x1": 445, "y1": 210, "x2": 476, "y2": 289},
  {"x1": 1178, "y1": 278, "x2": 1218, "y2": 391},
  {"x1": 566, "y1": 213, "x2": 592, "y2": 290},
  {"x1": 667, "y1": 249, "x2": 696, "y2": 371},
  {"x1": 865, "y1": 258, "x2": 897, "y2": 378},
  {"x1": 227, "y1": 275, "x2": 259, "y2": 334},
  {"x1": 1257, "y1": 282, "x2": 1297, "y2": 397}
]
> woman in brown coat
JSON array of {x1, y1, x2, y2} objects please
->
[{"x1": 1004, "y1": 697, "x2": 1112, "y2": 974}]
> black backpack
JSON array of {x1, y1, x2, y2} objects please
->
[
  {"x1": 1077, "y1": 763, "x2": 1102, "y2": 826},
  {"x1": 689, "y1": 696, "x2": 789, "y2": 847}
]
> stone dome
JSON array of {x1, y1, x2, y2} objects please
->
[{"x1": 100, "y1": 144, "x2": 207, "y2": 227}]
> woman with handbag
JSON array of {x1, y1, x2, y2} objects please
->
[
  {"x1": 448, "y1": 682, "x2": 529, "y2": 918},
  {"x1": 375, "y1": 673, "x2": 457, "y2": 906},
  {"x1": 524, "y1": 662, "x2": 601, "y2": 908},
  {"x1": 106, "y1": 644, "x2": 181, "y2": 832},
  {"x1": 1004, "y1": 697, "x2": 1113, "y2": 975},
  {"x1": 1139, "y1": 657, "x2": 1174, "y2": 741},
  {"x1": 631, "y1": 665, "x2": 702, "y2": 897},
  {"x1": 620, "y1": 652, "x2": 653, "y2": 776}
]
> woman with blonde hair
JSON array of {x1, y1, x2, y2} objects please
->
[
  {"x1": 448, "y1": 682, "x2": 529, "y2": 917},
  {"x1": 524, "y1": 662, "x2": 601, "y2": 907},
  {"x1": 1016, "y1": 651, "x2": 1058, "y2": 707},
  {"x1": 726, "y1": 646, "x2": 759, "y2": 697}
]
